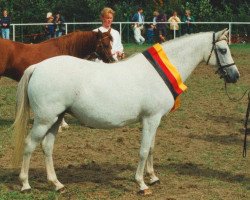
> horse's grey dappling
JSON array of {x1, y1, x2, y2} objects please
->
[{"x1": 12, "y1": 29, "x2": 239, "y2": 195}]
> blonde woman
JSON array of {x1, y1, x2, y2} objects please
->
[
  {"x1": 168, "y1": 11, "x2": 181, "y2": 39},
  {"x1": 94, "y1": 7, "x2": 124, "y2": 61}
]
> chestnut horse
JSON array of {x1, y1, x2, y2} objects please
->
[{"x1": 0, "y1": 30, "x2": 114, "y2": 81}]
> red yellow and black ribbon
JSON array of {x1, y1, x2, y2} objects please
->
[{"x1": 142, "y1": 43, "x2": 187, "y2": 111}]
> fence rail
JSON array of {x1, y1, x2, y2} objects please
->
[{"x1": 10, "y1": 21, "x2": 250, "y2": 44}]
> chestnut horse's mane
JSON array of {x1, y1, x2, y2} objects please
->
[
  {"x1": 41, "y1": 31, "x2": 97, "y2": 58},
  {"x1": 0, "y1": 31, "x2": 103, "y2": 81}
]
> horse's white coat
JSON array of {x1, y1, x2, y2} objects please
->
[{"x1": 13, "y1": 30, "x2": 239, "y2": 193}]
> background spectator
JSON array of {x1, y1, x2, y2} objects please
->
[
  {"x1": 1, "y1": 9, "x2": 11, "y2": 39},
  {"x1": 156, "y1": 10, "x2": 167, "y2": 43},
  {"x1": 133, "y1": 23, "x2": 145, "y2": 44},
  {"x1": 53, "y1": 12, "x2": 65, "y2": 37},
  {"x1": 152, "y1": 11, "x2": 159, "y2": 27},
  {"x1": 132, "y1": 7, "x2": 145, "y2": 34},
  {"x1": 182, "y1": 9, "x2": 195, "y2": 34},
  {"x1": 152, "y1": 11, "x2": 159, "y2": 43},
  {"x1": 45, "y1": 12, "x2": 55, "y2": 39},
  {"x1": 94, "y1": 7, "x2": 124, "y2": 61},
  {"x1": 146, "y1": 24, "x2": 154, "y2": 44},
  {"x1": 168, "y1": 11, "x2": 181, "y2": 39}
]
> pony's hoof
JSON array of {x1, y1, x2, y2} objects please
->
[
  {"x1": 138, "y1": 188, "x2": 152, "y2": 196},
  {"x1": 58, "y1": 126, "x2": 63, "y2": 133},
  {"x1": 61, "y1": 124, "x2": 69, "y2": 129},
  {"x1": 21, "y1": 188, "x2": 31, "y2": 193},
  {"x1": 56, "y1": 186, "x2": 66, "y2": 194},
  {"x1": 149, "y1": 180, "x2": 160, "y2": 186}
]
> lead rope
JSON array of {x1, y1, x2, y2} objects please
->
[
  {"x1": 224, "y1": 82, "x2": 250, "y2": 157},
  {"x1": 243, "y1": 92, "x2": 250, "y2": 157}
]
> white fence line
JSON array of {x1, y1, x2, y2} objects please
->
[{"x1": 11, "y1": 22, "x2": 250, "y2": 44}]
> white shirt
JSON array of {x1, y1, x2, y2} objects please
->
[
  {"x1": 138, "y1": 13, "x2": 143, "y2": 23},
  {"x1": 94, "y1": 26, "x2": 124, "y2": 61},
  {"x1": 153, "y1": 17, "x2": 157, "y2": 25}
]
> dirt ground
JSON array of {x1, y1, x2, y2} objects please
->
[{"x1": 0, "y1": 45, "x2": 249, "y2": 200}]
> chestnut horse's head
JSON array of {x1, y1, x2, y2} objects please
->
[{"x1": 95, "y1": 29, "x2": 115, "y2": 63}]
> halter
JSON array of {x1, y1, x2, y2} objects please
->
[
  {"x1": 94, "y1": 35, "x2": 115, "y2": 63},
  {"x1": 206, "y1": 32, "x2": 235, "y2": 78}
]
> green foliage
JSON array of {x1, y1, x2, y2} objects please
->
[
  {"x1": 185, "y1": 0, "x2": 213, "y2": 21},
  {"x1": 215, "y1": 5, "x2": 234, "y2": 21},
  {"x1": 0, "y1": 0, "x2": 248, "y2": 23},
  {"x1": 0, "y1": 0, "x2": 248, "y2": 42},
  {"x1": 237, "y1": 2, "x2": 250, "y2": 22}
]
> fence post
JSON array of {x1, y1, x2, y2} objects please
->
[
  {"x1": 13, "y1": 24, "x2": 15, "y2": 41},
  {"x1": 229, "y1": 22, "x2": 232, "y2": 45},
  {"x1": 120, "y1": 22, "x2": 122, "y2": 41},
  {"x1": 65, "y1": 23, "x2": 68, "y2": 35}
]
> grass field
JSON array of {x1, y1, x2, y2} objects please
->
[{"x1": 0, "y1": 43, "x2": 249, "y2": 200}]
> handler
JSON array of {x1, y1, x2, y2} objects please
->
[{"x1": 94, "y1": 7, "x2": 125, "y2": 61}]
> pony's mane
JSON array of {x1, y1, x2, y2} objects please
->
[
  {"x1": 42, "y1": 31, "x2": 97, "y2": 57},
  {"x1": 122, "y1": 32, "x2": 215, "y2": 60},
  {"x1": 164, "y1": 31, "x2": 214, "y2": 45}
]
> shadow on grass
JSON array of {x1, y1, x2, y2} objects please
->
[
  {"x1": 0, "y1": 163, "x2": 135, "y2": 192},
  {"x1": 0, "y1": 161, "x2": 249, "y2": 191},
  {"x1": 187, "y1": 113, "x2": 246, "y2": 145},
  {"x1": 187, "y1": 133, "x2": 244, "y2": 146},
  {"x1": 0, "y1": 118, "x2": 14, "y2": 127},
  {"x1": 206, "y1": 113, "x2": 244, "y2": 124},
  {"x1": 157, "y1": 162, "x2": 250, "y2": 188}
]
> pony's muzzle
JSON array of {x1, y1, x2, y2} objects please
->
[{"x1": 224, "y1": 65, "x2": 240, "y2": 83}]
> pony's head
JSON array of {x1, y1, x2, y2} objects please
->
[
  {"x1": 206, "y1": 29, "x2": 240, "y2": 83},
  {"x1": 95, "y1": 29, "x2": 115, "y2": 63}
]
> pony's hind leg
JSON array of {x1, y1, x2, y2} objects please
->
[
  {"x1": 61, "y1": 118, "x2": 69, "y2": 129},
  {"x1": 135, "y1": 115, "x2": 161, "y2": 195},
  {"x1": 146, "y1": 136, "x2": 160, "y2": 185},
  {"x1": 42, "y1": 115, "x2": 65, "y2": 191},
  {"x1": 19, "y1": 117, "x2": 58, "y2": 191},
  {"x1": 58, "y1": 117, "x2": 69, "y2": 132}
]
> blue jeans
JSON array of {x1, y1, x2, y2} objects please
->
[
  {"x1": 55, "y1": 31, "x2": 63, "y2": 38},
  {"x1": 2, "y1": 28, "x2": 10, "y2": 39}
]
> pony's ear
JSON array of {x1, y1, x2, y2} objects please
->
[
  {"x1": 108, "y1": 28, "x2": 111, "y2": 33},
  {"x1": 97, "y1": 29, "x2": 102, "y2": 39},
  {"x1": 215, "y1": 28, "x2": 229, "y2": 41}
]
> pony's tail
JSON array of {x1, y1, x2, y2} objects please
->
[{"x1": 12, "y1": 65, "x2": 36, "y2": 168}]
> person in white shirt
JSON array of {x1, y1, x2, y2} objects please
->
[
  {"x1": 133, "y1": 23, "x2": 145, "y2": 44},
  {"x1": 94, "y1": 7, "x2": 124, "y2": 61},
  {"x1": 152, "y1": 11, "x2": 159, "y2": 27},
  {"x1": 132, "y1": 7, "x2": 145, "y2": 36}
]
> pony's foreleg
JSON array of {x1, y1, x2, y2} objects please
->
[
  {"x1": 19, "y1": 122, "x2": 52, "y2": 191},
  {"x1": 42, "y1": 116, "x2": 64, "y2": 191},
  {"x1": 135, "y1": 115, "x2": 161, "y2": 195},
  {"x1": 146, "y1": 136, "x2": 160, "y2": 185}
]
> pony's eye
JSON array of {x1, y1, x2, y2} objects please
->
[{"x1": 219, "y1": 48, "x2": 227, "y2": 54}]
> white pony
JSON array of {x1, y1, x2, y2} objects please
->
[{"x1": 12, "y1": 29, "x2": 239, "y2": 195}]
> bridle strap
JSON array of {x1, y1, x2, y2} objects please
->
[
  {"x1": 206, "y1": 32, "x2": 216, "y2": 65},
  {"x1": 206, "y1": 32, "x2": 235, "y2": 74},
  {"x1": 95, "y1": 36, "x2": 115, "y2": 63}
]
